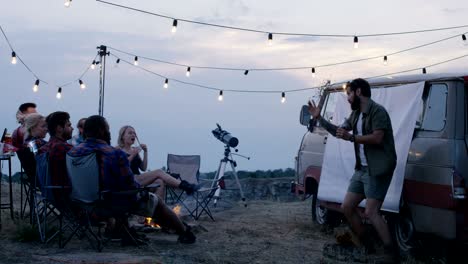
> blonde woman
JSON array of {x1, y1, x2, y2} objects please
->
[
  {"x1": 20, "y1": 113, "x2": 48, "y2": 181},
  {"x1": 117, "y1": 125, "x2": 198, "y2": 198},
  {"x1": 24, "y1": 113, "x2": 48, "y2": 150}
]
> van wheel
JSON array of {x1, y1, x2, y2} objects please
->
[
  {"x1": 390, "y1": 211, "x2": 416, "y2": 258},
  {"x1": 312, "y1": 195, "x2": 340, "y2": 226}
]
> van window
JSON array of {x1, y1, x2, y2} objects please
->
[
  {"x1": 417, "y1": 83, "x2": 448, "y2": 131},
  {"x1": 320, "y1": 92, "x2": 341, "y2": 123}
]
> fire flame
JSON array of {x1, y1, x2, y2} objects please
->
[
  {"x1": 173, "y1": 205, "x2": 182, "y2": 216},
  {"x1": 144, "y1": 217, "x2": 160, "y2": 228}
]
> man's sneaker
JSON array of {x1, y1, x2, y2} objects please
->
[{"x1": 178, "y1": 223, "x2": 196, "y2": 244}]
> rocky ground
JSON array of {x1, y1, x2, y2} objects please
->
[{"x1": 0, "y1": 179, "x2": 461, "y2": 263}]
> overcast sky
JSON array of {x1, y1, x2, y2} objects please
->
[{"x1": 1, "y1": 0, "x2": 467, "y2": 172}]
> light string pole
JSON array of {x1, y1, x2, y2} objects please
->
[{"x1": 98, "y1": 45, "x2": 109, "y2": 116}]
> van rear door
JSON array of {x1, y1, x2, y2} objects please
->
[{"x1": 296, "y1": 91, "x2": 340, "y2": 186}]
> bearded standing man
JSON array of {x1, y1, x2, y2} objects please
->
[{"x1": 308, "y1": 78, "x2": 397, "y2": 260}]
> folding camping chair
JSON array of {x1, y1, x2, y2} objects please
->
[
  {"x1": 34, "y1": 151, "x2": 74, "y2": 247},
  {"x1": 65, "y1": 152, "x2": 150, "y2": 251},
  {"x1": 16, "y1": 142, "x2": 70, "y2": 246},
  {"x1": 166, "y1": 154, "x2": 217, "y2": 221}
]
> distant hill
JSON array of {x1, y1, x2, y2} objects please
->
[{"x1": 201, "y1": 168, "x2": 295, "y2": 179}]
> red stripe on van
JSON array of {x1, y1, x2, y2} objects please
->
[{"x1": 403, "y1": 179, "x2": 456, "y2": 210}]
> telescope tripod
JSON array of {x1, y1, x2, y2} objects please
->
[{"x1": 211, "y1": 145, "x2": 247, "y2": 207}]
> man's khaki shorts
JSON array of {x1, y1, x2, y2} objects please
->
[{"x1": 347, "y1": 167, "x2": 392, "y2": 201}]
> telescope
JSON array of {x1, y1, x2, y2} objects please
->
[{"x1": 212, "y1": 123, "x2": 239, "y2": 148}]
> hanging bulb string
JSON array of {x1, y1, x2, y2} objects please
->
[
  {"x1": 1, "y1": 25, "x2": 98, "y2": 89},
  {"x1": 112, "y1": 52, "x2": 468, "y2": 94},
  {"x1": 58, "y1": 54, "x2": 99, "y2": 88},
  {"x1": 96, "y1": 0, "x2": 468, "y2": 39},
  {"x1": 1, "y1": 25, "x2": 44, "y2": 82},
  {"x1": 107, "y1": 31, "x2": 467, "y2": 73},
  {"x1": 287, "y1": 53, "x2": 468, "y2": 93}
]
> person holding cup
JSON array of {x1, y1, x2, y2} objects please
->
[{"x1": 116, "y1": 125, "x2": 198, "y2": 199}]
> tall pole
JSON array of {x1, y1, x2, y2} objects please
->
[{"x1": 98, "y1": 45, "x2": 109, "y2": 116}]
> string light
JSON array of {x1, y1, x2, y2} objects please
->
[
  {"x1": 172, "y1": 19, "x2": 178, "y2": 33},
  {"x1": 134, "y1": 56, "x2": 138, "y2": 66},
  {"x1": 383, "y1": 56, "x2": 388, "y2": 65},
  {"x1": 11, "y1": 51, "x2": 17, "y2": 64},
  {"x1": 268, "y1": 33, "x2": 273, "y2": 46},
  {"x1": 97, "y1": 1, "x2": 468, "y2": 40},
  {"x1": 353, "y1": 36, "x2": 359, "y2": 49},
  {"x1": 422, "y1": 68, "x2": 427, "y2": 74},
  {"x1": 164, "y1": 78, "x2": 169, "y2": 88},
  {"x1": 463, "y1": 34, "x2": 467, "y2": 41},
  {"x1": 311, "y1": 67, "x2": 316, "y2": 78},
  {"x1": 342, "y1": 83, "x2": 347, "y2": 89},
  {"x1": 108, "y1": 30, "x2": 468, "y2": 75},
  {"x1": 116, "y1": 58, "x2": 120, "y2": 64},
  {"x1": 281, "y1": 92, "x2": 286, "y2": 104},
  {"x1": 56, "y1": 87, "x2": 62, "y2": 99},
  {"x1": 244, "y1": 70, "x2": 249, "y2": 75},
  {"x1": 112, "y1": 52, "x2": 468, "y2": 97},
  {"x1": 33, "y1": 79, "x2": 40, "y2": 92},
  {"x1": 91, "y1": 60, "x2": 96, "y2": 70},
  {"x1": 64, "y1": 0, "x2": 72, "y2": 8},
  {"x1": 186, "y1": 66, "x2": 191, "y2": 77},
  {"x1": 218, "y1": 90, "x2": 223, "y2": 101},
  {"x1": 79, "y1": 79, "x2": 86, "y2": 89}
]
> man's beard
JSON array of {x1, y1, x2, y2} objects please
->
[
  {"x1": 64, "y1": 132, "x2": 72, "y2": 141},
  {"x1": 351, "y1": 95, "x2": 361, "y2": 111}
]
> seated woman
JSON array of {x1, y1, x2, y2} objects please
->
[
  {"x1": 116, "y1": 125, "x2": 197, "y2": 198},
  {"x1": 19, "y1": 113, "x2": 48, "y2": 183}
]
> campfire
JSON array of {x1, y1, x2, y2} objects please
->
[{"x1": 144, "y1": 217, "x2": 160, "y2": 229}]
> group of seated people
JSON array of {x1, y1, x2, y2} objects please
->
[{"x1": 12, "y1": 103, "x2": 199, "y2": 244}]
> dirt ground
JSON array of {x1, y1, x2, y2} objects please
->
[{"x1": 0, "y1": 181, "x2": 455, "y2": 264}]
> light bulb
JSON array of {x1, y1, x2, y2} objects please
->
[
  {"x1": 422, "y1": 68, "x2": 427, "y2": 74},
  {"x1": 91, "y1": 60, "x2": 96, "y2": 70},
  {"x1": 134, "y1": 56, "x2": 138, "y2": 66},
  {"x1": 33, "y1": 79, "x2": 39, "y2": 92},
  {"x1": 281, "y1": 92, "x2": 286, "y2": 104},
  {"x1": 11, "y1": 51, "x2": 17, "y2": 64},
  {"x1": 218, "y1": 90, "x2": 223, "y2": 101},
  {"x1": 172, "y1": 19, "x2": 178, "y2": 33},
  {"x1": 56, "y1": 87, "x2": 62, "y2": 99},
  {"x1": 164, "y1": 78, "x2": 169, "y2": 89},
  {"x1": 244, "y1": 70, "x2": 249, "y2": 75},
  {"x1": 383, "y1": 56, "x2": 388, "y2": 65},
  {"x1": 268, "y1": 33, "x2": 273, "y2": 46},
  {"x1": 64, "y1": 0, "x2": 72, "y2": 8},
  {"x1": 342, "y1": 83, "x2": 347, "y2": 90},
  {"x1": 311, "y1": 67, "x2": 316, "y2": 78},
  {"x1": 186, "y1": 66, "x2": 191, "y2": 77},
  {"x1": 79, "y1": 80, "x2": 86, "y2": 89},
  {"x1": 462, "y1": 34, "x2": 467, "y2": 41},
  {"x1": 353, "y1": 36, "x2": 359, "y2": 49}
]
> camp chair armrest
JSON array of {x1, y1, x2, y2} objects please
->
[{"x1": 100, "y1": 185, "x2": 159, "y2": 197}]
